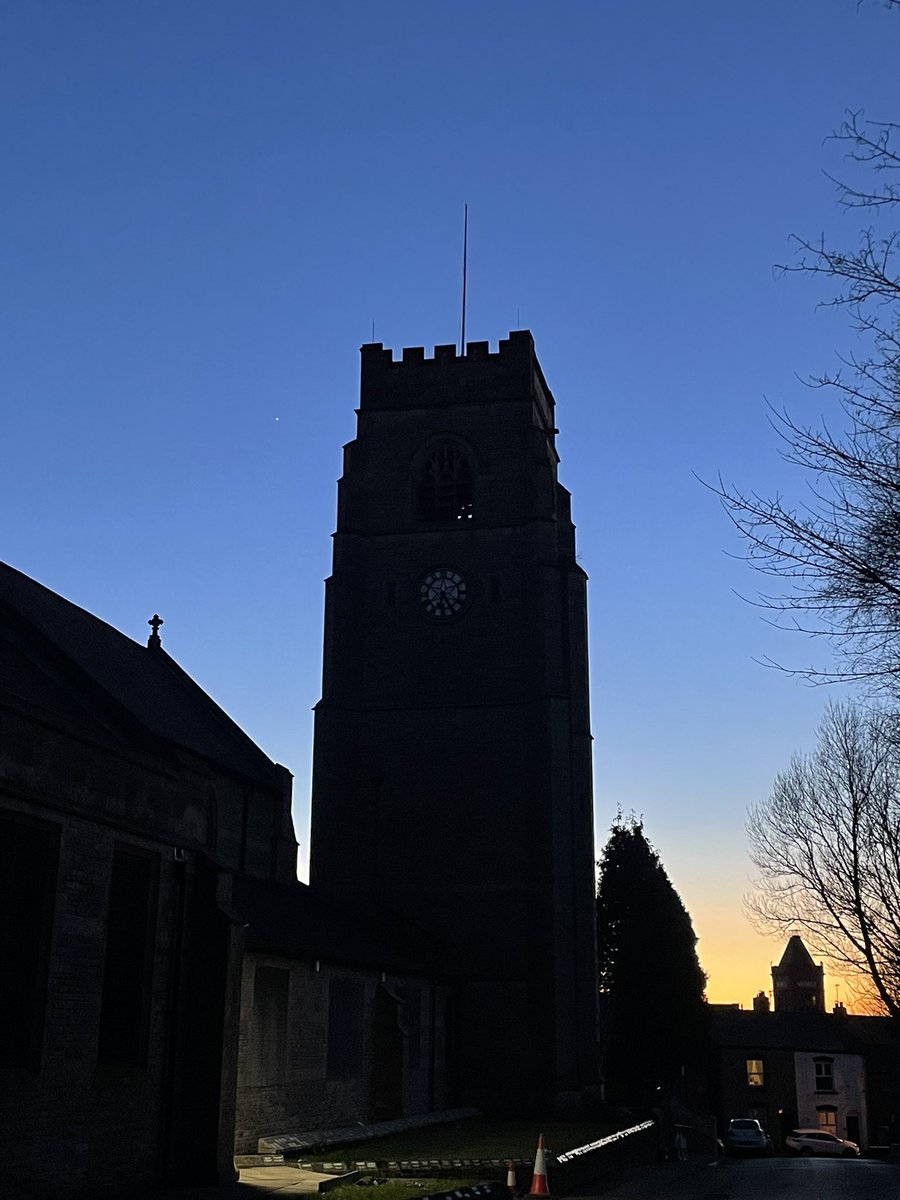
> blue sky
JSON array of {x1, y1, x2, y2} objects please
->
[{"x1": 2, "y1": 0, "x2": 896, "y2": 1005}]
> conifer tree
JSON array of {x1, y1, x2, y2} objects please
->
[{"x1": 596, "y1": 817, "x2": 707, "y2": 1104}]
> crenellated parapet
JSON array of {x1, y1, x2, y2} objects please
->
[
  {"x1": 361, "y1": 328, "x2": 534, "y2": 368},
  {"x1": 359, "y1": 330, "x2": 555, "y2": 429}
]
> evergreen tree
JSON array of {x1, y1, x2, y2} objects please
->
[{"x1": 596, "y1": 817, "x2": 708, "y2": 1105}]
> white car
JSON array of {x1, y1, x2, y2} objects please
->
[
  {"x1": 785, "y1": 1129, "x2": 860, "y2": 1157},
  {"x1": 724, "y1": 1118, "x2": 771, "y2": 1154}
]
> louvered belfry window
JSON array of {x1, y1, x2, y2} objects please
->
[{"x1": 417, "y1": 444, "x2": 473, "y2": 520}]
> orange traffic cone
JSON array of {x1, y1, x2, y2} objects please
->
[
  {"x1": 528, "y1": 1134, "x2": 549, "y2": 1195},
  {"x1": 506, "y1": 1160, "x2": 517, "y2": 1194}
]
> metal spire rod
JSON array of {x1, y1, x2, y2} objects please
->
[{"x1": 459, "y1": 203, "x2": 468, "y2": 355}]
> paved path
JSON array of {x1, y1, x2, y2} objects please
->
[{"x1": 152, "y1": 1165, "x2": 356, "y2": 1198}]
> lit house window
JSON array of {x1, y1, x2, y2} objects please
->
[
  {"x1": 817, "y1": 1106, "x2": 837, "y2": 1134},
  {"x1": 814, "y1": 1057, "x2": 835, "y2": 1092},
  {"x1": 746, "y1": 1058, "x2": 765, "y2": 1087}
]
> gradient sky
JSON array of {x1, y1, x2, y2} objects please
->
[{"x1": 3, "y1": 1, "x2": 896, "y2": 1009}]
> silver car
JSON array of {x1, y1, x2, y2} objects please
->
[
  {"x1": 724, "y1": 1118, "x2": 771, "y2": 1154},
  {"x1": 785, "y1": 1128, "x2": 860, "y2": 1157}
]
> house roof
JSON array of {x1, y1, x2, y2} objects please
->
[
  {"x1": 709, "y1": 1006, "x2": 898, "y2": 1053},
  {"x1": 0, "y1": 560, "x2": 285, "y2": 790}
]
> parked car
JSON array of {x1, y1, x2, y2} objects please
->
[
  {"x1": 724, "y1": 1118, "x2": 771, "y2": 1154},
  {"x1": 785, "y1": 1129, "x2": 860, "y2": 1157}
]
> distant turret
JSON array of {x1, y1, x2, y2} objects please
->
[
  {"x1": 771, "y1": 935, "x2": 825, "y2": 1013},
  {"x1": 752, "y1": 990, "x2": 771, "y2": 1013}
]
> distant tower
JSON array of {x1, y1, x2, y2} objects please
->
[
  {"x1": 309, "y1": 332, "x2": 599, "y2": 1112},
  {"x1": 771, "y1": 935, "x2": 825, "y2": 1013}
]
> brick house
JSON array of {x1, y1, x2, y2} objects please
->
[{"x1": 708, "y1": 937, "x2": 900, "y2": 1151}]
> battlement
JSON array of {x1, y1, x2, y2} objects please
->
[
  {"x1": 359, "y1": 329, "x2": 555, "y2": 418},
  {"x1": 361, "y1": 329, "x2": 535, "y2": 369}
]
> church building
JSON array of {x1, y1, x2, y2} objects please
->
[
  {"x1": 0, "y1": 560, "x2": 450, "y2": 1197},
  {"x1": 309, "y1": 330, "x2": 600, "y2": 1112},
  {"x1": 771, "y1": 934, "x2": 826, "y2": 1013},
  {"x1": 1, "y1": 330, "x2": 600, "y2": 1198}
]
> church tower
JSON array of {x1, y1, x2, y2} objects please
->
[
  {"x1": 771, "y1": 935, "x2": 825, "y2": 1013},
  {"x1": 309, "y1": 331, "x2": 598, "y2": 1111}
]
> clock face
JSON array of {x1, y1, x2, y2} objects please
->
[{"x1": 418, "y1": 567, "x2": 467, "y2": 618}]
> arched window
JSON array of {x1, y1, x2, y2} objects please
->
[{"x1": 416, "y1": 444, "x2": 473, "y2": 520}]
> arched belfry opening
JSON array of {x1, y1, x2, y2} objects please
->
[{"x1": 416, "y1": 443, "x2": 473, "y2": 521}]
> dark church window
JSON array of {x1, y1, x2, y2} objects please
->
[
  {"x1": 97, "y1": 844, "x2": 159, "y2": 1065},
  {"x1": 0, "y1": 811, "x2": 60, "y2": 1069},
  {"x1": 205, "y1": 783, "x2": 218, "y2": 852},
  {"x1": 326, "y1": 976, "x2": 364, "y2": 1079},
  {"x1": 249, "y1": 965, "x2": 290, "y2": 1085},
  {"x1": 416, "y1": 444, "x2": 473, "y2": 521},
  {"x1": 400, "y1": 985, "x2": 422, "y2": 1069}
]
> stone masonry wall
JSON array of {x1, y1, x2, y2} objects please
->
[{"x1": 234, "y1": 955, "x2": 448, "y2": 1154}]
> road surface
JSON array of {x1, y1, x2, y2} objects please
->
[{"x1": 583, "y1": 1154, "x2": 900, "y2": 1199}]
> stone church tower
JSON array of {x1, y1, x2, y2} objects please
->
[
  {"x1": 771, "y1": 934, "x2": 826, "y2": 1013},
  {"x1": 309, "y1": 331, "x2": 599, "y2": 1112}
]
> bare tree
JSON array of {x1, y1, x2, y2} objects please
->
[
  {"x1": 747, "y1": 701, "x2": 900, "y2": 1017},
  {"x1": 716, "y1": 86, "x2": 900, "y2": 695}
]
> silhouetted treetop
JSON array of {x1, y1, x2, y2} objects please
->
[{"x1": 596, "y1": 817, "x2": 707, "y2": 1103}]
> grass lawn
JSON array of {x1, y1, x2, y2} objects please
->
[{"x1": 311, "y1": 1112, "x2": 621, "y2": 1200}]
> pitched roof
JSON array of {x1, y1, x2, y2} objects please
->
[
  {"x1": 709, "y1": 1006, "x2": 898, "y2": 1053},
  {"x1": 776, "y1": 935, "x2": 819, "y2": 973},
  {"x1": 0, "y1": 560, "x2": 285, "y2": 790}
]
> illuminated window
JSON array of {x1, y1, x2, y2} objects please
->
[
  {"x1": 746, "y1": 1058, "x2": 765, "y2": 1087},
  {"x1": 417, "y1": 445, "x2": 473, "y2": 520},
  {"x1": 817, "y1": 1107, "x2": 837, "y2": 1134}
]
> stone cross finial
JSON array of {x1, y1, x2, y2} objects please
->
[{"x1": 148, "y1": 613, "x2": 164, "y2": 649}]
